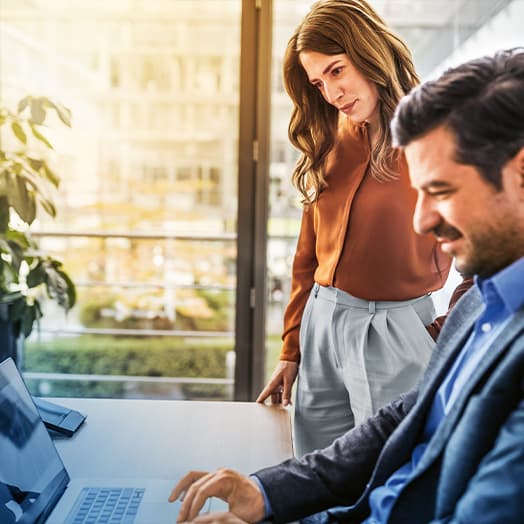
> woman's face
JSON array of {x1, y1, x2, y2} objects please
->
[{"x1": 299, "y1": 50, "x2": 380, "y2": 129}]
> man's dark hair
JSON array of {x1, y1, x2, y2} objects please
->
[{"x1": 391, "y1": 47, "x2": 524, "y2": 189}]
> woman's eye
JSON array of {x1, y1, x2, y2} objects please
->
[{"x1": 332, "y1": 66, "x2": 343, "y2": 76}]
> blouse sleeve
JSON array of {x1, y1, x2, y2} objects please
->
[{"x1": 280, "y1": 204, "x2": 318, "y2": 362}]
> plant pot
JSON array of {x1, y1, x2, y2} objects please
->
[{"x1": 0, "y1": 301, "x2": 25, "y2": 367}]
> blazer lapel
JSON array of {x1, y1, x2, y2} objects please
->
[
  {"x1": 415, "y1": 306, "x2": 524, "y2": 472},
  {"x1": 403, "y1": 289, "x2": 483, "y2": 428}
]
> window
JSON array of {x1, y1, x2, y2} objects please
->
[
  {"x1": 1, "y1": 0, "x2": 516, "y2": 401},
  {"x1": 1, "y1": 0, "x2": 242, "y2": 401}
]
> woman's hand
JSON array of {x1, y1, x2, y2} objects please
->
[
  {"x1": 256, "y1": 360, "x2": 298, "y2": 406},
  {"x1": 169, "y1": 469, "x2": 266, "y2": 523}
]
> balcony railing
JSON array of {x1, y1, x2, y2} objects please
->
[{"x1": 26, "y1": 230, "x2": 241, "y2": 399}]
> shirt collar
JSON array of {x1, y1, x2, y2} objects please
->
[{"x1": 475, "y1": 256, "x2": 524, "y2": 314}]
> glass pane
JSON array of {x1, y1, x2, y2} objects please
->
[{"x1": 0, "y1": 0, "x2": 241, "y2": 400}]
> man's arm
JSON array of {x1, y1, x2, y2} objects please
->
[
  {"x1": 430, "y1": 396, "x2": 524, "y2": 524},
  {"x1": 256, "y1": 390, "x2": 417, "y2": 523},
  {"x1": 168, "y1": 389, "x2": 417, "y2": 524}
]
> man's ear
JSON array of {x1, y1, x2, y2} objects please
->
[
  {"x1": 515, "y1": 147, "x2": 524, "y2": 182},
  {"x1": 515, "y1": 147, "x2": 524, "y2": 188},
  {"x1": 505, "y1": 147, "x2": 524, "y2": 196}
]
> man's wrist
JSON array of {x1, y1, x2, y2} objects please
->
[{"x1": 250, "y1": 474, "x2": 273, "y2": 520}]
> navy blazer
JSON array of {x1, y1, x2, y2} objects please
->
[{"x1": 256, "y1": 287, "x2": 524, "y2": 523}]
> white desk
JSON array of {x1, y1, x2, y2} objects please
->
[{"x1": 50, "y1": 398, "x2": 293, "y2": 481}]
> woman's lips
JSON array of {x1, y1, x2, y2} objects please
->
[{"x1": 340, "y1": 100, "x2": 357, "y2": 114}]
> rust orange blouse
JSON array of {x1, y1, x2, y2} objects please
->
[{"x1": 280, "y1": 121, "x2": 452, "y2": 362}]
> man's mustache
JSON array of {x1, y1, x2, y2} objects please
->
[{"x1": 432, "y1": 222, "x2": 462, "y2": 241}]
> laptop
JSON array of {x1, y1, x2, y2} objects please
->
[{"x1": 0, "y1": 357, "x2": 227, "y2": 524}]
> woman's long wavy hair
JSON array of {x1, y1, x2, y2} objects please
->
[{"x1": 284, "y1": 0, "x2": 420, "y2": 203}]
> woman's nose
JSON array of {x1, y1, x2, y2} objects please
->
[{"x1": 324, "y1": 82, "x2": 343, "y2": 106}]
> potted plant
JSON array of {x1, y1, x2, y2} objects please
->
[{"x1": 0, "y1": 95, "x2": 76, "y2": 367}]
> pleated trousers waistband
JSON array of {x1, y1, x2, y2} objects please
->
[{"x1": 311, "y1": 283, "x2": 431, "y2": 314}]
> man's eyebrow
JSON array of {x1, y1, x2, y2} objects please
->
[
  {"x1": 419, "y1": 180, "x2": 453, "y2": 190},
  {"x1": 309, "y1": 59, "x2": 343, "y2": 83}
]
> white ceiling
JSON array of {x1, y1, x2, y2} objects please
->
[{"x1": 373, "y1": 0, "x2": 514, "y2": 75}]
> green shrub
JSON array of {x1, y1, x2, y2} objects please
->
[{"x1": 24, "y1": 335, "x2": 233, "y2": 399}]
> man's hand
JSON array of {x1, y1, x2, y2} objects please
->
[
  {"x1": 168, "y1": 469, "x2": 266, "y2": 523},
  {"x1": 177, "y1": 511, "x2": 249, "y2": 524},
  {"x1": 256, "y1": 360, "x2": 298, "y2": 406}
]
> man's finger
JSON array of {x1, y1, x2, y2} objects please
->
[
  {"x1": 188, "y1": 511, "x2": 247, "y2": 524},
  {"x1": 185, "y1": 474, "x2": 229, "y2": 522},
  {"x1": 177, "y1": 481, "x2": 203, "y2": 522},
  {"x1": 169, "y1": 471, "x2": 208, "y2": 502},
  {"x1": 175, "y1": 472, "x2": 215, "y2": 522}
]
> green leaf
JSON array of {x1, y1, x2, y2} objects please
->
[
  {"x1": 30, "y1": 123, "x2": 54, "y2": 150},
  {"x1": 6, "y1": 228, "x2": 31, "y2": 244},
  {"x1": 27, "y1": 261, "x2": 47, "y2": 288},
  {"x1": 21, "y1": 303, "x2": 38, "y2": 338},
  {"x1": 30, "y1": 98, "x2": 47, "y2": 125},
  {"x1": 0, "y1": 260, "x2": 18, "y2": 290},
  {"x1": 38, "y1": 196, "x2": 57, "y2": 218},
  {"x1": 57, "y1": 268, "x2": 76, "y2": 309},
  {"x1": 27, "y1": 157, "x2": 44, "y2": 171},
  {"x1": 7, "y1": 238, "x2": 26, "y2": 275},
  {"x1": 11, "y1": 121, "x2": 27, "y2": 144},
  {"x1": 17, "y1": 96, "x2": 31, "y2": 114},
  {"x1": 42, "y1": 162, "x2": 60, "y2": 187},
  {"x1": 0, "y1": 195, "x2": 8, "y2": 233},
  {"x1": 6, "y1": 173, "x2": 36, "y2": 225},
  {"x1": 18, "y1": 162, "x2": 50, "y2": 193},
  {"x1": 7, "y1": 294, "x2": 27, "y2": 320},
  {"x1": 0, "y1": 171, "x2": 7, "y2": 195},
  {"x1": 43, "y1": 259, "x2": 76, "y2": 310},
  {"x1": 45, "y1": 99, "x2": 72, "y2": 127},
  {"x1": 0, "y1": 237, "x2": 11, "y2": 253}
]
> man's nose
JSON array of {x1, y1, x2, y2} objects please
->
[{"x1": 413, "y1": 194, "x2": 439, "y2": 235}]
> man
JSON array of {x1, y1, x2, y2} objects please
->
[{"x1": 169, "y1": 48, "x2": 524, "y2": 524}]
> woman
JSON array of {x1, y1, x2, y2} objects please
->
[{"x1": 257, "y1": 0, "x2": 455, "y2": 457}]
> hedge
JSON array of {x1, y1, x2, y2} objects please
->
[{"x1": 24, "y1": 335, "x2": 233, "y2": 399}]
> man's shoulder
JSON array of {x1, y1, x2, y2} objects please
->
[{"x1": 436, "y1": 285, "x2": 482, "y2": 345}]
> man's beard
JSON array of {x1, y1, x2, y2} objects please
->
[{"x1": 449, "y1": 221, "x2": 521, "y2": 277}]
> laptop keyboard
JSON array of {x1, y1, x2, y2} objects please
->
[{"x1": 65, "y1": 487, "x2": 145, "y2": 524}]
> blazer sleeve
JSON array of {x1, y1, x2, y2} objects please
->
[
  {"x1": 255, "y1": 389, "x2": 418, "y2": 523},
  {"x1": 280, "y1": 204, "x2": 318, "y2": 362}
]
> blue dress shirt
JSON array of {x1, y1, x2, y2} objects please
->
[{"x1": 254, "y1": 256, "x2": 524, "y2": 524}]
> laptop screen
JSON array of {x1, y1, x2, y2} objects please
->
[{"x1": 0, "y1": 358, "x2": 69, "y2": 523}]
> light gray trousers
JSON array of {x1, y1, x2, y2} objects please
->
[{"x1": 293, "y1": 284, "x2": 436, "y2": 457}]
